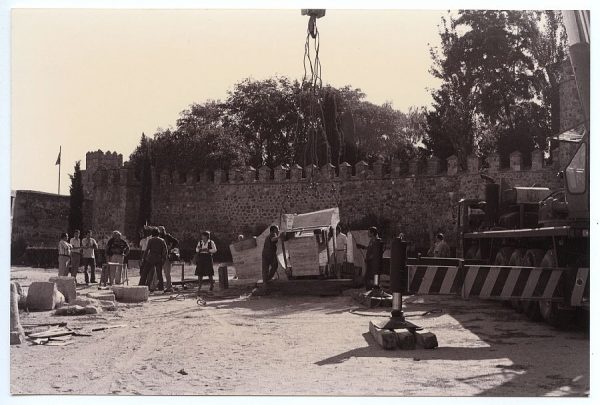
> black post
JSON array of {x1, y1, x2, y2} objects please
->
[{"x1": 390, "y1": 238, "x2": 407, "y2": 320}]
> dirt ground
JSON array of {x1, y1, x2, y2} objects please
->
[{"x1": 10, "y1": 266, "x2": 589, "y2": 396}]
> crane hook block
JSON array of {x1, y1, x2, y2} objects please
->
[{"x1": 301, "y1": 9, "x2": 326, "y2": 19}]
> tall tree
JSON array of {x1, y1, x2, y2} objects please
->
[
  {"x1": 68, "y1": 161, "x2": 84, "y2": 234},
  {"x1": 135, "y1": 133, "x2": 152, "y2": 232},
  {"x1": 425, "y1": 10, "x2": 567, "y2": 167}
]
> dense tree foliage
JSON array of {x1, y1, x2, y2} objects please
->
[
  {"x1": 424, "y1": 10, "x2": 567, "y2": 168},
  {"x1": 68, "y1": 161, "x2": 84, "y2": 234},
  {"x1": 129, "y1": 79, "x2": 425, "y2": 175}
]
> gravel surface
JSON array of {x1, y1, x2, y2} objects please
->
[{"x1": 10, "y1": 266, "x2": 589, "y2": 396}]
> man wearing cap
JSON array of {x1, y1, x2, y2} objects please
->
[{"x1": 429, "y1": 233, "x2": 451, "y2": 257}]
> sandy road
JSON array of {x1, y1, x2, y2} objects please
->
[{"x1": 10, "y1": 267, "x2": 589, "y2": 396}]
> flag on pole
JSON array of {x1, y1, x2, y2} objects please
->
[{"x1": 55, "y1": 148, "x2": 61, "y2": 165}]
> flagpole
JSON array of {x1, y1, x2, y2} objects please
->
[{"x1": 58, "y1": 145, "x2": 61, "y2": 195}]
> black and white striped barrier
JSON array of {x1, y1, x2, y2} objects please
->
[{"x1": 406, "y1": 264, "x2": 589, "y2": 307}]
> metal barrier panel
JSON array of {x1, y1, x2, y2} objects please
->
[
  {"x1": 407, "y1": 265, "x2": 462, "y2": 295},
  {"x1": 461, "y1": 266, "x2": 572, "y2": 301}
]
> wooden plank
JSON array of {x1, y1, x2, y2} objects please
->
[
  {"x1": 91, "y1": 324, "x2": 127, "y2": 332},
  {"x1": 368, "y1": 321, "x2": 398, "y2": 350},
  {"x1": 287, "y1": 237, "x2": 320, "y2": 277},
  {"x1": 28, "y1": 328, "x2": 74, "y2": 339}
]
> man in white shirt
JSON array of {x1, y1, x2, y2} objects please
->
[
  {"x1": 58, "y1": 232, "x2": 72, "y2": 276},
  {"x1": 69, "y1": 230, "x2": 82, "y2": 281},
  {"x1": 81, "y1": 230, "x2": 99, "y2": 284},
  {"x1": 334, "y1": 225, "x2": 348, "y2": 264}
]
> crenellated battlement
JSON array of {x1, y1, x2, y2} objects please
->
[{"x1": 149, "y1": 146, "x2": 567, "y2": 186}]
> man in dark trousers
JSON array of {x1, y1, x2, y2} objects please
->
[
  {"x1": 358, "y1": 226, "x2": 384, "y2": 291},
  {"x1": 158, "y1": 226, "x2": 178, "y2": 293},
  {"x1": 139, "y1": 228, "x2": 167, "y2": 292},
  {"x1": 261, "y1": 225, "x2": 280, "y2": 284}
]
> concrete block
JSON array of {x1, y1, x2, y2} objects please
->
[
  {"x1": 396, "y1": 331, "x2": 416, "y2": 350},
  {"x1": 26, "y1": 282, "x2": 65, "y2": 311},
  {"x1": 414, "y1": 331, "x2": 438, "y2": 349},
  {"x1": 86, "y1": 291, "x2": 116, "y2": 302},
  {"x1": 11, "y1": 331, "x2": 25, "y2": 345},
  {"x1": 84, "y1": 305, "x2": 102, "y2": 314},
  {"x1": 49, "y1": 276, "x2": 77, "y2": 303},
  {"x1": 55, "y1": 305, "x2": 87, "y2": 316},
  {"x1": 369, "y1": 321, "x2": 397, "y2": 350},
  {"x1": 112, "y1": 286, "x2": 148, "y2": 303},
  {"x1": 10, "y1": 282, "x2": 24, "y2": 345}
]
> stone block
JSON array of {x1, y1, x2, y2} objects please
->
[
  {"x1": 274, "y1": 165, "x2": 288, "y2": 182},
  {"x1": 112, "y1": 286, "x2": 149, "y2": 303},
  {"x1": 243, "y1": 166, "x2": 256, "y2": 183},
  {"x1": 369, "y1": 321, "x2": 397, "y2": 350},
  {"x1": 447, "y1": 155, "x2": 458, "y2": 175},
  {"x1": 49, "y1": 276, "x2": 77, "y2": 303},
  {"x1": 86, "y1": 291, "x2": 116, "y2": 302},
  {"x1": 290, "y1": 164, "x2": 303, "y2": 181},
  {"x1": 304, "y1": 164, "x2": 318, "y2": 180},
  {"x1": 390, "y1": 159, "x2": 402, "y2": 177},
  {"x1": 321, "y1": 163, "x2": 335, "y2": 180},
  {"x1": 214, "y1": 169, "x2": 225, "y2": 184},
  {"x1": 10, "y1": 331, "x2": 25, "y2": 345},
  {"x1": 373, "y1": 158, "x2": 385, "y2": 178},
  {"x1": 531, "y1": 149, "x2": 543, "y2": 170},
  {"x1": 26, "y1": 282, "x2": 65, "y2": 311},
  {"x1": 355, "y1": 161, "x2": 369, "y2": 178},
  {"x1": 338, "y1": 162, "x2": 351, "y2": 179},
  {"x1": 427, "y1": 156, "x2": 441, "y2": 175},
  {"x1": 396, "y1": 331, "x2": 416, "y2": 350},
  {"x1": 10, "y1": 282, "x2": 24, "y2": 345},
  {"x1": 510, "y1": 151, "x2": 522, "y2": 171},
  {"x1": 258, "y1": 166, "x2": 272, "y2": 182},
  {"x1": 414, "y1": 331, "x2": 438, "y2": 349},
  {"x1": 487, "y1": 153, "x2": 500, "y2": 172},
  {"x1": 408, "y1": 160, "x2": 419, "y2": 175},
  {"x1": 467, "y1": 155, "x2": 480, "y2": 173}
]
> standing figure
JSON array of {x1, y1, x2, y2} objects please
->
[
  {"x1": 195, "y1": 231, "x2": 217, "y2": 293},
  {"x1": 334, "y1": 225, "x2": 348, "y2": 264},
  {"x1": 358, "y1": 226, "x2": 383, "y2": 291},
  {"x1": 105, "y1": 230, "x2": 130, "y2": 264},
  {"x1": 158, "y1": 226, "x2": 178, "y2": 293},
  {"x1": 428, "y1": 233, "x2": 451, "y2": 257},
  {"x1": 69, "y1": 230, "x2": 82, "y2": 281},
  {"x1": 81, "y1": 230, "x2": 99, "y2": 284},
  {"x1": 140, "y1": 228, "x2": 167, "y2": 292},
  {"x1": 104, "y1": 230, "x2": 130, "y2": 286},
  {"x1": 261, "y1": 225, "x2": 280, "y2": 284},
  {"x1": 58, "y1": 232, "x2": 72, "y2": 276}
]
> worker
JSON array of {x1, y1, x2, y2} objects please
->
[
  {"x1": 140, "y1": 227, "x2": 168, "y2": 292},
  {"x1": 69, "y1": 230, "x2": 82, "y2": 281},
  {"x1": 262, "y1": 225, "x2": 280, "y2": 284},
  {"x1": 57, "y1": 232, "x2": 72, "y2": 277},
  {"x1": 195, "y1": 231, "x2": 217, "y2": 293},
  {"x1": 158, "y1": 225, "x2": 178, "y2": 293},
  {"x1": 333, "y1": 225, "x2": 348, "y2": 270},
  {"x1": 357, "y1": 226, "x2": 383, "y2": 290},
  {"x1": 428, "y1": 233, "x2": 451, "y2": 257},
  {"x1": 105, "y1": 230, "x2": 130, "y2": 264}
]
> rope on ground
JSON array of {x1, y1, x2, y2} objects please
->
[{"x1": 150, "y1": 293, "x2": 187, "y2": 303}]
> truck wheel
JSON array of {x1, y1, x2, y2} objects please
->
[
  {"x1": 493, "y1": 248, "x2": 520, "y2": 311},
  {"x1": 494, "y1": 247, "x2": 514, "y2": 265},
  {"x1": 538, "y1": 250, "x2": 557, "y2": 324},
  {"x1": 519, "y1": 249, "x2": 545, "y2": 321},
  {"x1": 465, "y1": 245, "x2": 481, "y2": 260},
  {"x1": 536, "y1": 250, "x2": 574, "y2": 329}
]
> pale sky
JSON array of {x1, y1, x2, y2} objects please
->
[{"x1": 11, "y1": 9, "x2": 446, "y2": 194}]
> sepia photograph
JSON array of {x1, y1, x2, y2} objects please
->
[{"x1": 4, "y1": 0, "x2": 594, "y2": 401}]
